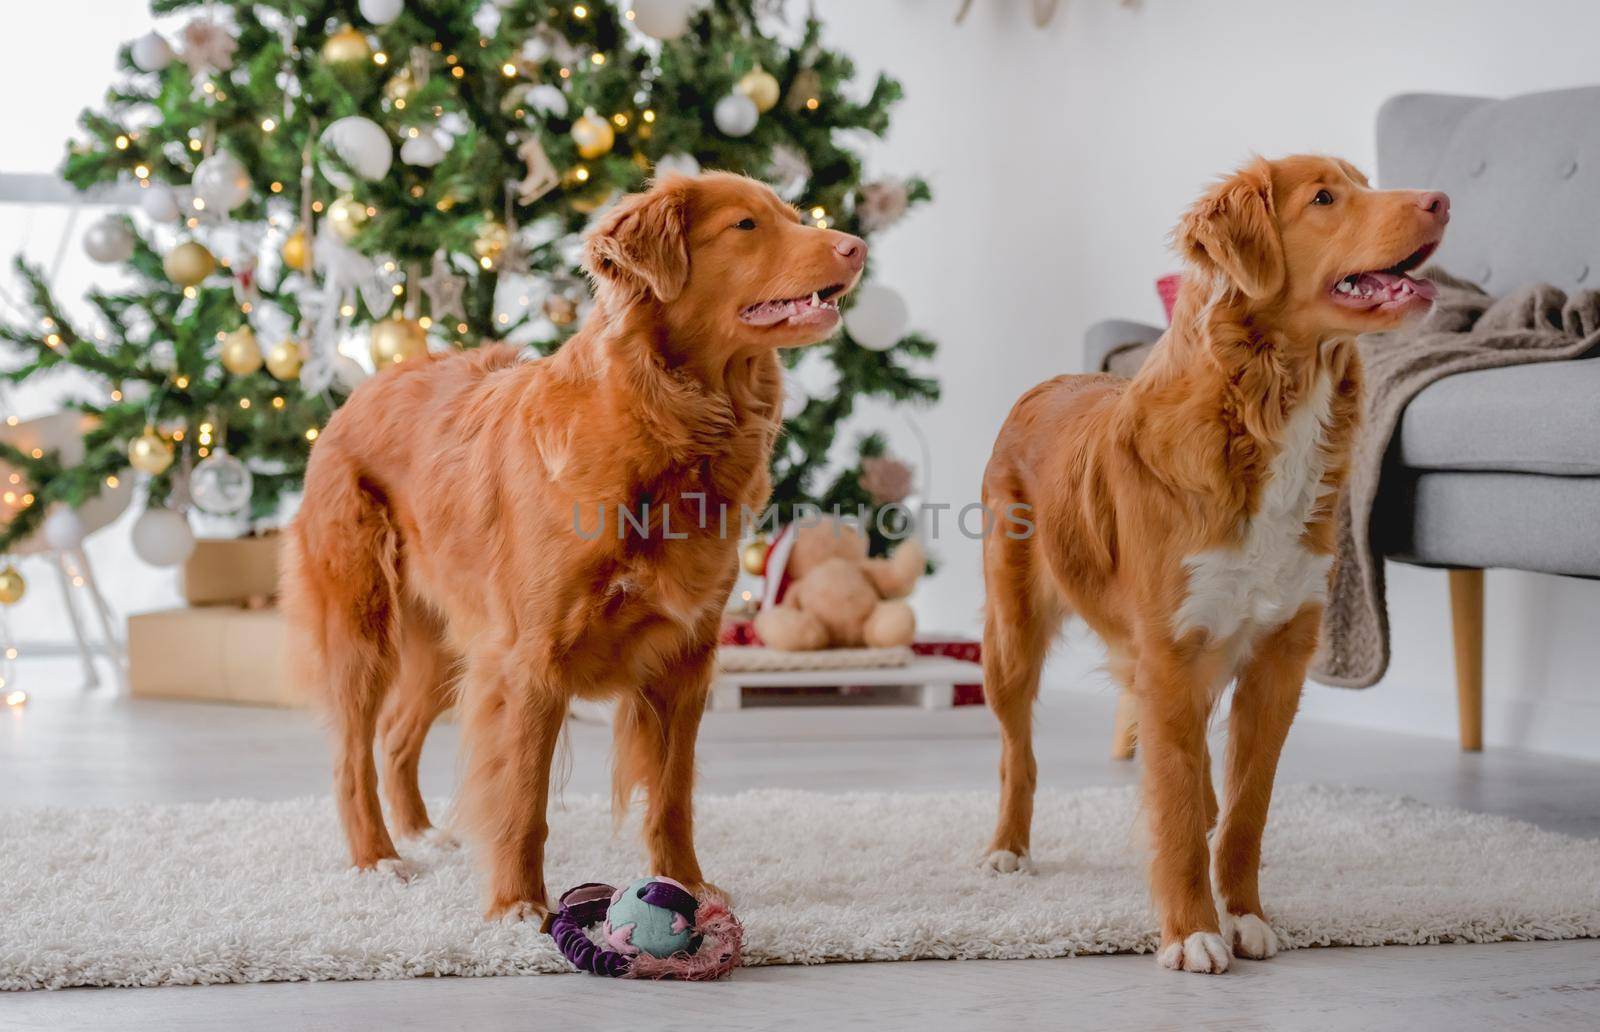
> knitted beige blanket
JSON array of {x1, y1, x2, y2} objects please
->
[
  {"x1": 1097, "y1": 270, "x2": 1600, "y2": 687},
  {"x1": 1314, "y1": 270, "x2": 1600, "y2": 686}
]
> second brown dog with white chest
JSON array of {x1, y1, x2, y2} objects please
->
[{"x1": 979, "y1": 156, "x2": 1448, "y2": 972}]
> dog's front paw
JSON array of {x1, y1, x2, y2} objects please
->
[
  {"x1": 1229, "y1": 912, "x2": 1279, "y2": 960},
  {"x1": 420, "y1": 826, "x2": 460, "y2": 850},
  {"x1": 486, "y1": 898, "x2": 548, "y2": 925},
  {"x1": 686, "y1": 881, "x2": 733, "y2": 907},
  {"x1": 979, "y1": 849, "x2": 1036, "y2": 874},
  {"x1": 354, "y1": 856, "x2": 416, "y2": 882},
  {"x1": 1156, "y1": 931, "x2": 1232, "y2": 974}
]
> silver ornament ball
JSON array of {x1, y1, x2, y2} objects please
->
[
  {"x1": 713, "y1": 93, "x2": 760, "y2": 137},
  {"x1": 83, "y1": 216, "x2": 135, "y2": 264},
  {"x1": 189, "y1": 448, "x2": 255, "y2": 515},
  {"x1": 192, "y1": 152, "x2": 253, "y2": 212}
]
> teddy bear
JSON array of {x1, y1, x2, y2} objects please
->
[{"x1": 753, "y1": 517, "x2": 924, "y2": 651}]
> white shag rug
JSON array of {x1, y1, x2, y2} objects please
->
[{"x1": 4, "y1": 785, "x2": 1598, "y2": 990}]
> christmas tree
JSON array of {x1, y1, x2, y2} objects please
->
[{"x1": 0, "y1": 0, "x2": 938, "y2": 569}]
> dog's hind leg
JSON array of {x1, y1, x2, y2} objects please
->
[
  {"x1": 979, "y1": 532, "x2": 1063, "y2": 873},
  {"x1": 283, "y1": 460, "x2": 404, "y2": 873},
  {"x1": 378, "y1": 599, "x2": 456, "y2": 842}
]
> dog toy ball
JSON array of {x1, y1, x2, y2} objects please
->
[{"x1": 548, "y1": 877, "x2": 743, "y2": 980}]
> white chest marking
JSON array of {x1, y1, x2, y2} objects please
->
[{"x1": 1174, "y1": 374, "x2": 1337, "y2": 647}]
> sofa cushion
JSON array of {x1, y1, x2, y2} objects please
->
[
  {"x1": 1386, "y1": 471, "x2": 1600, "y2": 576},
  {"x1": 1396, "y1": 358, "x2": 1600, "y2": 475}
]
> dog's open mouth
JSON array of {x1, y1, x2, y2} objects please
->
[
  {"x1": 1328, "y1": 241, "x2": 1440, "y2": 310},
  {"x1": 739, "y1": 283, "x2": 847, "y2": 327}
]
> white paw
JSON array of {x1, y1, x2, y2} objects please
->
[
  {"x1": 420, "y1": 826, "x2": 460, "y2": 849},
  {"x1": 1156, "y1": 931, "x2": 1232, "y2": 974},
  {"x1": 368, "y1": 857, "x2": 416, "y2": 882},
  {"x1": 1229, "y1": 913, "x2": 1279, "y2": 959},
  {"x1": 980, "y1": 849, "x2": 1036, "y2": 874},
  {"x1": 496, "y1": 900, "x2": 547, "y2": 925}
]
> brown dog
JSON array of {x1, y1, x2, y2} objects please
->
[
  {"x1": 283, "y1": 173, "x2": 865, "y2": 920},
  {"x1": 979, "y1": 156, "x2": 1448, "y2": 971}
]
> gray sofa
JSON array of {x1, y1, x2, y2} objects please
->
[{"x1": 1085, "y1": 86, "x2": 1600, "y2": 751}]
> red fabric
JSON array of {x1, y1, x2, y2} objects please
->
[
  {"x1": 719, "y1": 620, "x2": 761, "y2": 646},
  {"x1": 1157, "y1": 273, "x2": 1182, "y2": 322},
  {"x1": 911, "y1": 639, "x2": 984, "y2": 706}
]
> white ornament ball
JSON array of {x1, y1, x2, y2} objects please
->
[
  {"x1": 654, "y1": 152, "x2": 701, "y2": 178},
  {"x1": 130, "y1": 32, "x2": 174, "y2": 72},
  {"x1": 358, "y1": 0, "x2": 404, "y2": 25},
  {"x1": 189, "y1": 448, "x2": 255, "y2": 515},
  {"x1": 83, "y1": 216, "x2": 135, "y2": 264},
  {"x1": 319, "y1": 117, "x2": 393, "y2": 190},
  {"x1": 140, "y1": 183, "x2": 182, "y2": 223},
  {"x1": 192, "y1": 152, "x2": 253, "y2": 213},
  {"x1": 131, "y1": 508, "x2": 196, "y2": 567},
  {"x1": 713, "y1": 93, "x2": 759, "y2": 138},
  {"x1": 42, "y1": 508, "x2": 88, "y2": 552},
  {"x1": 147, "y1": 340, "x2": 178, "y2": 374},
  {"x1": 527, "y1": 84, "x2": 569, "y2": 119},
  {"x1": 781, "y1": 375, "x2": 808, "y2": 420},
  {"x1": 631, "y1": 0, "x2": 697, "y2": 40},
  {"x1": 333, "y1": 354, "x2": 369, "y2": 393},
  {"x1": 844, "y1": 284, "x2": 909, "y2": 351},
  {"x1": 400, "y1": 133, "x2": 446, "y2": 167}
]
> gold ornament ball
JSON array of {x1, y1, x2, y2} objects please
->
[
  {"x1": 280, "y1": 229, "x2": 312, "y2": 272},
  {"x1": 571, "y1": 111, "x2": 616, "y2": 160},
  {"x1": 0, "y1": 565, "x2": 24, "y2": 606},
  {"x1": 265, "y1": 339, "x2": 304, "y2": 381},
  {"x1": 326, "y1": 196, "x2": 369, "y2": 243},
  {"x1": 472, "y1": 221, "x2": 510, "y2": 266},
  {"x1": 129, "y1": 430, "x2": 175, "y2": 476},
  {"x1": 384, "y1": 66, "x2": 416, "y2": 102},
  {"x1": 164, "y1": 241, "x2": 216, "y2": 287},
  {"x1": 219, "y1": 326, "x2": 264, "y2": 376},
  {"x1": 568, "y1": 186, "x2": 614, "y2": 215},
  {"x1": 543, "y1": 294, "x2": 578, "y2": 327},
  {"x1": 322, "y1": 25, "x2": 372, "y2": 67},
  {"x1": 370, "y1": 317, "x2": 429, "y2": 369},
  {"x1": 737, "y1": 66, "x2": 781, "y2": 113},
  {"x1": 740, "y1": 537, "x2": 770, "y2": 576}
]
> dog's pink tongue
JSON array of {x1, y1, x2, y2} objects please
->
[{"x1": 1355, "y1": 271, "x2": 1436, "y2": 302}]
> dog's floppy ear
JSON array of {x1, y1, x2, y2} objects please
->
[
  {"x1": 1175, "y1": 159, "x2": 1284, "y2": 300},
  {"x1": 583, "y1": 177, "x2": 691, "y2": 303}
]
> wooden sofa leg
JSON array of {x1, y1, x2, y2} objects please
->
[
  {"x1": 1448, "y1": 568, "x2": 1484, "y2": 752},
  {"x1": 1110, "y1": 690, "x2": 1138, "y2": 760}
]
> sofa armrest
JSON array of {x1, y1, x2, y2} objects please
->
[{"x1": 1084, "y1": 319, "x2": 1163, "y2": 374}]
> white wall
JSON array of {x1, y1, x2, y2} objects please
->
[
  {"x1": 4, "y1": 0, "x2": 1599, "y2": 758},
  {"x1": 812, "y1": 0, "x2": 1600, "y2": 759}
]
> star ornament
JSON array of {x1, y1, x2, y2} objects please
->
[{"x1": 420, "y1": 252, "x2": 466, "y2": 322}]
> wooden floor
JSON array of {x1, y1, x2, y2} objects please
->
[{"x1": 4, "y1": 683, "x2": 1599, "y2": 1030}]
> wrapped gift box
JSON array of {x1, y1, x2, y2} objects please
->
[
  {"x1": 129, "y1": 606, "x2": 301, "y2": 707},
  {"x1": 181, "y1": 534, "x2": 281, "y2": 607}
]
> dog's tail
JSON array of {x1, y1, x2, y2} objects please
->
[{"x1": 280, "y1": 444, "x2": 403, "y2": 719}]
